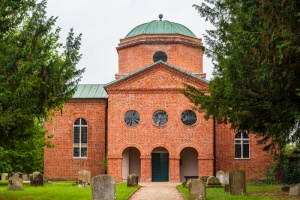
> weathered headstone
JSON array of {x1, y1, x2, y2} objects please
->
[
  {"x1": 289, "y1": 183, "x2": 300, "y2": 196},
  {"x1": 199, "y1": 176, "x2": 209, "y2": 183},
  {"x1": 1, "y1": 173, "x2": 8, "y2": 180},
  {"x1": 229, "y1": 170, "x2": 246, "y2": 195},
  {"x1": 127, "y1": 174, "x2": 138, "y2": 187},
  {"x1": 8, "y1": 172, "x2": 23, "y2": 190},
  {"x1": 224, "y1": 171, "x2": 230, "y2": 192},
  {"x1": 189, "y1": 179, "x2": 206, "y2": 200},
  {"x1": 206, "y1": 176, "x2": 221, "y2": 187},
  {"x1": 216, "y1": 170, "x2": 226, "y2": 186},
  {"x1": 23, "y1": 174, "x2": 29, "y2": 181},
  {"x1": 43, "y1": 176, "x2": 50, "y2": 184},
  {"x1": 30, "y1": 172, "x2": 44, "y2": 186},
  {"x1": 182, "y1": 180, "x2": 192, "y2": 187},
  {"x1": 78, "y1": 170, "x2": 91, "y2": 188},
  {"x1": 92, "y1": 174, "x2": 116, "y2": 200}
]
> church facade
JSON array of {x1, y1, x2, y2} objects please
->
[{"x1": 44, "y1": 16, "x2": 273, "y2": 182}]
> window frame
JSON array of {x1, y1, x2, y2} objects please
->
[
  {"x1": 124, "y1": 110, "x2": 140, "y2": 127},
  {"x1": 181, "y1": 110, "x2": 197, "y2": 126},
  {"x1": 152, "y1": 110, "x2": 169, "y2": 126},
  {"x1": 234, "y1": 132, "x2": 250, "y2": 159},
  {"x1": 73, "y1": 118, "x2": 88, "y2": 158}
]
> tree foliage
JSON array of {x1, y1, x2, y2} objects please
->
[
  {"x1": 183, "y1": 0, "x2": 300, "y2": 152},
  {"x1": 0, "y1": 0, "x2": 84, "y2": 172}
]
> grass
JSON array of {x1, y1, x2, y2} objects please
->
[
  {"x1": 2, "y1": 180, "x2": 297, "y2": 200},
  {"x1": 177, "y1": 184, "x2": 299, "y2": 200},
  {"x1": 0, "y1": 180, "x2": 139, "y2": 200}
]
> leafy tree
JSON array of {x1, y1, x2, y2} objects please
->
[
  {"x1": 0, "y1": 0, "x2": 84, "y2": 172},
  {"x1": 183, "y1": 1, "x2": 300, "y2": 152}
]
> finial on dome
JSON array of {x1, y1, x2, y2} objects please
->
[{"x1": 159, "y1": 14, "x2": 163, "y2": 21}]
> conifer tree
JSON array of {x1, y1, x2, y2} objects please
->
[
  {"x1": 183, "y1": 0, "x2": 300, "y2": 152},
  {"x1": 0, "y1": 0, "x2": 84, "y2": 172}
]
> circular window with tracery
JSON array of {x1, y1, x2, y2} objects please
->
[
  {"x1": 124, "y1": 110, "x2": 140, "y2": 127},
  {"x1": 152, "y1": 110, "x2": 168, "y2": 126},
  {"x1": 181, "y1": 110, "x2": 197, "y2": 126}
]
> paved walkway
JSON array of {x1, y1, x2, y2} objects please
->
[{"x1": 129, "y1": 182, "x2": 184, "y2": 200}]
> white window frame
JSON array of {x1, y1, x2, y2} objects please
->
[
  {"x1": 234, "y1": 132, "x2": 250, "y2": 159},
  {"x1": 73, "y1": 118, "x2": 88, "y2": 158}
]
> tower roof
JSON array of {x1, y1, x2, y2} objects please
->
[{"x1": 125, "y1": 14, "x2": 197, "y2": 38}]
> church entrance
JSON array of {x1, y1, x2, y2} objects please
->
[
  {"x1": 122, "y1": 147, "x2": 141, "y2": 182},
  {"x1": 151, "y1": 147, "x2": 169, "y2": 182},
  {"x1": 180, "y1": 147, "x2": 198, "y2": 182}
]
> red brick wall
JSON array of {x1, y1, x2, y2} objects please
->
[
  {"x1": 117, "y1": 35, "x2": 204, "y2": 77},
  {"x1": 105, "y1": 67, "x2": 214, "y2": 182},
  {"x1": 44, "y1": 99, "x2": 106, "y2": 180},
  {"x1": 215, "y1": 123, "x2": 274, "y2": 181}
]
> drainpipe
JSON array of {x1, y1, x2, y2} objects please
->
[
  {"x1": 104, "y1": 99, "x2": 108, "y2": 174},
  {"x1": 213, "y1": 117, "x2": 216, "y2": 176}
]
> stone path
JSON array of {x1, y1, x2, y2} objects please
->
[{"x1": 129, "y1": 182, "x2": 184, "y2": 200}]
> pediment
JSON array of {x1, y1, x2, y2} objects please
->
[{"x1": 104, "y1": 62, "x2": 208, "y2": 93}]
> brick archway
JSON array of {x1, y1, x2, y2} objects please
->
[
  {"x1": 122, "y1": 147, "x2": 141, "y2": 182},
  {"x1": 151, "y1": 147, "x2": 169, "y2": 182},
  {"x1": 180, "y1": 147, "x2": 198, "y2": 182}
]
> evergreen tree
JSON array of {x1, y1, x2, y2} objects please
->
[
  {"x1": 183, "y1": 0, "x2": 300, "y2": 152},
  {"x1": 0, "y1": 0, "x2": 84, "y2": 172}
]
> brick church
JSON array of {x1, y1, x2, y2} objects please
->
[{"x1": 44, "y1": 15, "x2": 273, "y2": 182}]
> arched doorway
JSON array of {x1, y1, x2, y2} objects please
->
[
  {"x1": 151, "y1": 147, "x2": 169, "y2": 182},
  {"x1": 122, "y1": 147, "x2": 141, "y2": 182},
  {"x1": 180, "y1": 147, "x2": 198, "y2": 182}
]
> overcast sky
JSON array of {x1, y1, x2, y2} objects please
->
[{"x1": 45, "y1": 0, "x2": 214, "y2": 84}]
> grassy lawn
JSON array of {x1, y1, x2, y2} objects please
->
[
  {"x1": 177, "y1": 184, "x2": 299, "y2": 200},
  {"x1": 0, "y1": 180, "x2": 138, "y2": 200}
]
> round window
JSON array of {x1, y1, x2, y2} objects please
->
[
  {"x1": 124, "y1": 110, "x2": 140, "y2": 126},
  {"x1": 152, "y1": 110, "x2": 168, "y2": 126},
  {"x1": 153, "y1": 51, "x2": 168, "y2": 62},
  {"x1": 181, "y1": 110, "x2": 197, "y2": 126}
]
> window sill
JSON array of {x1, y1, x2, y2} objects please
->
[{"x1": 73, "y1": 157, "x2": 88, "y2": 159}]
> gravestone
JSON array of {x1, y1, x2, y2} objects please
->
[
  {"x1": 182, "y1": 180, "x2": 192, "y2": 187},
  {"x1": 224, "y1": 171, "x2": 230, "y2": 192},
  {"x1": 189, "y1": 179, "x2": 206, "y2": 200},
  {"x1": 199, "y1": 176, "x2": 209, "y2": 183},
  {"x1": 43, "y1": 176, "x2": 50, "y2": 184},
  {"x1": 1, "y1": 173, "x2": 8, "y2": 180},
  {"x1": 206, "y1": 176, "x2": 221, "y2": 187},
  {"x1": 216, "y1": 170, "x2": 226, "y2": 186},
  {"x1": 229, "y1": 170, "x2": 246, "y2": 195},
  {"x1": 78, "y1": 170, "x2": 91, "y2": 188},
  {"x1": 23, "y1": 174, "x2": 29, "y2": 181},
  {"x1": 92, "y1": 174, "x2": 116, "y2": 200},
  {"x1": 127, "y1": 174, "x2": 138, "y2": 187},
  {"x1": 30, "y1": 172, "x2": 44, "y2": 186},
  {"x1": 8, "y1": 172, "x2": 23, "y2": 190},
  {"x1": 289, "y1": 183, "x2": 300, "y2": 196}
]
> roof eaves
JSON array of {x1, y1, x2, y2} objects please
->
[{"x1": 104, "y1": 61, "x2": 209, "y2": 89}]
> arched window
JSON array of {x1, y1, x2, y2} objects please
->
[
  {"x1": 73, "y1": 118, "x2": 88, "y2": 158},
  {"x1": 234, "y1": 132, "x2": 250, "y2": 159}
]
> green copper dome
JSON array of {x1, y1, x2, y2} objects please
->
[{"x1": 125, "y1": 14, "x2": 197, "y2": 38}]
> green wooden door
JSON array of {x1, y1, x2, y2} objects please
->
[{"x1": 152, "y1": 153, "x2": 169, "y2": 182}]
